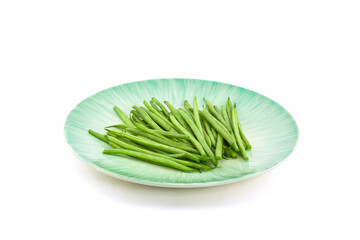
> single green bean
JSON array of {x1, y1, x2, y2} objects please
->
[
  {"x1": 153, "y1": 130, "x2": 189, "y2": 139},
  {"x1": 215, "y1": 134, "x2": 223, "y2": 160},
  {"x1": 165, "y1": 153, "x2": 186, "y2": 158},
  {"x1": 105, "y1": 129, "x2": 200, "y2": 162},
  {"x1": 169, "y1": 114, "x2": 206, "y2": 157},
  {"x1": 221, "y1": 105, "x2": 233, "y2": 133},
  {"x1": 132, "y1": 106, "x2": 162, "y2": 130},
  {"x1": 184, "y1": 100, "x2": 193, "y2": 111},
  {"x1": 151, "y1": 97, "x2": 170, "y2": 118},
  {"x1": 106, "y1": 124, "x2": 128, "y2": 129},
  {"x1": 193, "y1": 96, "x2": 205, "y2": 138},
  {"x1": 233, "y1": 107, "x2": 252, "y2": 150},
  {"x1": 178, "y1": 109, "x2": 216, "y2": 163},
  {"x1": 200, "y1": 109, "x2": 239, "y2": 151},
  {"x1": 103, "y1": 148, "x2": 196, "y2": 172},
  {"x1": 88, "y1": 129, "x2": 108, "y2": 143},
  {"x1": 113, "y1": 106, "x2": 135, "y2": 127},
  {"x1": 232, "y1": 104, "x2": 248, "y2": 160},
  {"x1": 226, "y1": 98, "x2": 232, "y2": 124}
]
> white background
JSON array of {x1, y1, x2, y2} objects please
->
[{"x1": 1, "y1": 1, "x2": 359, "y2": 239}]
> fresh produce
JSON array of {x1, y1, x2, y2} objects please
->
[{"x1": 89, "y1": 97, "x2": 251, "y2": 172}]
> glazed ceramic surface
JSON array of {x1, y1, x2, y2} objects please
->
[{"x1": 64, "y1": 78, "x2": 298, "y2": 187}]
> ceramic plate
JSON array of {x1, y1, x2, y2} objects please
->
[{"x1": 64, "y1": 78, "x2": 298, "y2": 188}]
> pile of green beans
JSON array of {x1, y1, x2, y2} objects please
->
[{"x1": 88, "y1": 97, "x2": 251, "y2": 172}]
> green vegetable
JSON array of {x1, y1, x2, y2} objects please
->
[
  {"x1": 200, "y1": 109, "x2": 239, "y2": 151},
  {"x1": 105, "y1": 129, "x2": 200, "y2": 162},
  {"x1": 150, "y1": 100, "x2": 167, "y2": 118},
  {"x1": 203, "y1": 119, "x2": 216, "y2": 147},
  {"x1": 142, "y1": 107, "x2": 173, "y2": 131},
  {"x1": 123, "y1": 128, "x2": 198, "y2": 153},
  {"x1": 232, "y1": 104, "x2": 248, "y2": 160},
  {"x1": 151, "y1": 97, "x2": 170, "y2": 118},
  {"x1": 233, "y1": 107, "x2": 252, "y2": 150},
  {"x1": 103, "y1": 148, "x2": 196, "y2": 172},
  {"x1": 114, "y1": 106, "x2": 135, "y2": 127},
  {"x1": 169, "y1": 113, "x2": 206, "y2": 157},
  {"x1": 164, "y1": 100, "x2": 192, "y2": 132},
  {"x1": 89, "y1": 97, "x2": 252, "y2": 172},
  {"x1": 143, "y1": 100, "x2": 175, "y2": 128},
  {"x1": 215, "y1": 134, "x2": 223, "y2": 160},
  {"x1": 89, "y1": 129, "x2": 108, "y2": 143},
  {"x1": 132, "y1": 106, "x2": 162, "y2": 130},
  {"x1": 178, "y1": 109, "x2": 216, "y2": 164},
  {"x1": 107, "y1": 136, "x2": 209, "y2": 171}
]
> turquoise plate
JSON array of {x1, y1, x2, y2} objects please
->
[{"x1": 64, "y1": 78, "x2": 298, "y2": 188}]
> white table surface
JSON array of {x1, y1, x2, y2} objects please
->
[{"x1": 1, "y1": 1, "x2": 359, "y2": 239}]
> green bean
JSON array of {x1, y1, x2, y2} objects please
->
[
  {"x1": 203, "y1": 120, "x2": 216, "y2": 147},
  {"x1": 103, "y1": 148, "x2": 196, "y2": 172},
  {"x1": 203, "y1": 130, "x2": 212, "y2": 148},
  {"x1": 142, "y1": 107, "x2": 173, "y2": 131},
  {"x1": 150, "y1": 100, "x2": 167, "y2": 118},
  {"x1": 123, "y1": 128, "x2": 198, "y2": 153},
  {"x1": 165, "y1": 153, "x2": 186, "y2": 158},
  {"x1": 169, "y1": 114, "x2": 206, "y2": 157},
  {"x1": 211, "y1": 125, "x2": 218, "y2": 139},
  {"x1": 193, "y1": 97, "x2": 205, "y2": 138},
  {"x1": 143, "y1": 100, "x2": 174, "y2": 127},
  {"x1": 178, "y1": 109, "x2": 216, "y2": 163},
  {"x1": 225, "y1": 147, "x2": 238, "y2": 159},
  {"x1": 131, "y1": 114, "x2": 148, "y2": 127},
  {"x1": 164, "y1": 101, "x2": 192, "y2": 132},
  {"x1": 152, "y1": 130, "x2": 190, "y2": 139},
  {"x1": 214, "y1": 106, "x2": 222, "y2": 116},
  {"x1": 226, "y1": 97, "x2": 232, "y2": 124},
  {"x1": 130, "y1": 110, "x2": 142, "y2": 119},
  {"x1": 121, "y1": 137, "x2": 152, "y2": 150},
  {"x1": 132, "y1": 106, "x2": 162, "y2": 130},
  {"x1": 88, "y1": 129, "x2": 108, "y2": 143},
  {"x1": 221, "y1": 105, "x2": 233, "y2": 133},
  {"x1": 200, "y1": 109, "x2": 239, "y2": 151},
  {"x1": 113, "y1": 106, "x2": 135, "y2": 127},
  {"x1": 184, "y1": 107, "x2": 196, "y2": 122},
  {"x1": 174, "y1": 160, "x2": 213, "y2": 171},
  {"x1": 233, "y1": 107, "x2": 252, "y2": 150},
  {"x1": 131, "y1": 122, "x2": 167, "y2": 139},
  {"x1": 215, "y1": 134, "x2": 223, "y2": 160},
  {"x1": 151, "y1": 97, "x2": 170, "y2": 118},
  {"x1": 105, "y1": 129, "x2": 200, "y2": 162},
  {"x1": 106, "y1": 124, "x2": 128, "y2": 129},
  {"x1": 184, "y1": 100, "x2": 193, "y2": 111},
  {"x1": 107, "y1": 136, "x2": 208, "y2": 171},
  {"x1": 203, "y1": 98, "x2": 226, "y2": 123},
  {"x1": 232, "y1": 104, "x2": 248, "y2": 160}
]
